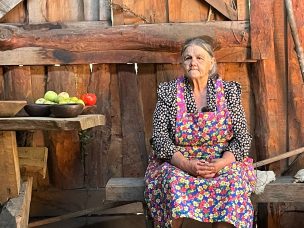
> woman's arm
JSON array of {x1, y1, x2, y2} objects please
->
[
  {"x1": 224, "y1": 81, "x2": 252, "y2": 161},
  {"x1": 151, "y1": 82, "x2": 177, "y2": 160}
]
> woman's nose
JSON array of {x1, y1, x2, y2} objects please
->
[{"x1": 190, "y1": 59, "x2": 197, "y2": 66}]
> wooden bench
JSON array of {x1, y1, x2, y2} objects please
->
[{"x1": 106, "y1": 176, "x2": 304, "y2": 203}]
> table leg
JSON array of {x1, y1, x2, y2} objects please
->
[{"x1": 0, "y1": 131, "x2": 21, "y2": 204}]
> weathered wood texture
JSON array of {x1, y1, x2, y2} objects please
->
[
  {"x1": 0, "y1": 177, "x2": 33, "y2": 228},
  {"x1": 18, "y1": 147, "x2": 48, "y2": 178},
  {"x1": 237, "y1": 0, "x2": 249, "y2": 20},
  {"x1": 0, "y1": 115, "x2": 105, "y2": 131},
  {"x1": 118, "y1": 64, "x2": 148, "y2": 177},
  {"x1": 106, "y1": 177, "x2": 304, "y2": 203},
  {"x1": 250, "y1": 0, "x2": 283, "y2": 172},
  {"x1": 0, "y1": 0, "x2": 25, "y2": 23},
  {"x1": 202, "y1": 0, "x2": 237, "y2": 20},
  {"x1": 286, "y1": 0, "x2": 304, "y2": 175},
  {"x1": 250, "y1": 0, "x2": 275, "y2": 59},
  {"x1": 83, "y1": 64, "x2": 112, "y2": 187},
  {"x1": 0, "y1": 131, "x2": 20, "y2": 203},
  {"x1": 0, "y1": 0, "x2": 23, "y2": 19},
  {"x1": 106, "y1": 178, "x2": 145, "y2": 201},
  {"x1": 0, "y1": 21, "x2": 250, "y2": 65}
]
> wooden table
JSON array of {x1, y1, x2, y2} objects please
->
[{"x1": 0, "y1": 114, "x2": 105, "y2": 227}]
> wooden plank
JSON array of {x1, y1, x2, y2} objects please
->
[
  {"x1": 99, "y1": 0, "x2": 111, "y2": 21},
  {"x1": 156, "y1": 64, "x2": 184, "y2": 85},
  {"x1": 3, "y1": 66, "x2": 33, "y2": 102},
  {"x1": 0, "y1": 1, "x2": 25, "y2": 23},
  {"x1": 237, "y1": 0, "x2": 249, "y2": 20},
  {"x1": 84, "y1": 0, "x2": 99, "y2": 21},
  {"x1": 47, "y1": 130, "x2": 84, "y2": 189},
  {"x1": 168, "y1": 0, "x2": 209, "y2": 22},
  {"x1": 18, "y1": 147, "x2": 48, "y2": 178},
  {"x1": 286, "y1": 0, "x2": 304, "y2": 174},
  {"x1": 0, "y1": 131, "x2": 20, "y2": 204},
  {"x1": 106, "y1": 178, "x2": 145, "y2": 201},
  {"x1": 106, "y1": 65, "x2": 123, "y2": 178},
  {"x1": 0, "y1": 0, "x2": 23, "y2": 20},
  {"x1": 83, "y1": 64, "x2": 112, "y2": 187},
  {"x1": 0, "y1": 115, "x2": 105, "y2": 131},
  {"x1": 41, "y1": 0, "x2": 84, "y2": 22},
  {"x1": 0, "y1": 21, "x2": 250, "y2": 65},
  {"x1": 202, "y1": 0, "x2": 237, "y2": 20},
  {"x1": 0, "y1": 177, "x2": 33, "y2": 228},
  {"x1": 112, "y1": 0, "x2": 167, "y2": 25},
  {"x1": 253, "y1": 177, "x2": 304, "y2": 203},
  {"x1": 0, "y1": 67, "x2": 4, "y2": 99},
  {"x1": 117, "y1": 64, "x2": 148, "y2": 177},
  {"x1": 137, "y1": 64, "x2": 157, "y2": 155},
  {"x1": 250, "y1": 0, "x2": 274, "y2": 59}
]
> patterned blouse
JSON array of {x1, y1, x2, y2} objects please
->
[{"x1": 151, "y1": 75, "x2": 252, "y2": 162}]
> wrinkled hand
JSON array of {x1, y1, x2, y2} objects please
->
[
  {"x1": 187, "y1": 159, "x2": 215, "y2": 178},
  {"x1": 196, "y1": 158, "x2": 227, "y2": 178}
]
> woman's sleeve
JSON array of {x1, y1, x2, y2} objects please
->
[
  {"x1": 224, "y1": 82, "x2": 252, "y2": 161},
  {"x1": 151, "y1": 82, "x2": 176, "y2": 161}
]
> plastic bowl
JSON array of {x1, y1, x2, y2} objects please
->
[
  {"x1": 24, "y1": 104, "x2": 52, "y2": 117},
  {"x1": 50, "y1": 104, "x2": 84, "y2": 118}
]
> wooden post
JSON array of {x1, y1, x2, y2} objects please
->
[
  {"x1": 0, "y1": 131, "x2": 20, "y2": 203},
  {"x1": 0, "y1": 177, "x2": 33, "y2": 228}
]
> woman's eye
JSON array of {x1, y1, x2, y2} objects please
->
[{"x1": 184, "y1": 56, "x2": 191, "y2": 61}]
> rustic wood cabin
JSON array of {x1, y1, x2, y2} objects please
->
[{"x1": 0, "y1": 0, "x2": 304, "y2": 227}]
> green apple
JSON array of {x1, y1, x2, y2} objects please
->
[
  {"x1": 43, "y1": 100, "x2": 56, "y2": 104},
  {"x1": 35, "y1": 98, "x2": 46, "y2": 104},
  {"x1": 44, "y1": 91, "x2": 58, "y2": 102},
  {"x1": 70, "y1": 96, "x2": 79, "y2": 102},
  {"x1": 76, "y1": 99, "x2": 85, "y2": 106},
  {"x1": 57, "y1": 92, "x2": 69, "y2": 102},
  {"x1": 58, "y1": 98, "x2": 69, "y2": 104}
]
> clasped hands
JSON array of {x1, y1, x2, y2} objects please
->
[{"x1": 187, "y1": 158, "x2": 226, "y2": 178}]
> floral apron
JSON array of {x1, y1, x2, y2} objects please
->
[{"x1": 145, "y1": 77, "x2": 256, "y2": 228}]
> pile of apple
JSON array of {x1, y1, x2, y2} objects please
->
[{"x1": 35, "y1": 91, "x2": 87, "y2": 106}]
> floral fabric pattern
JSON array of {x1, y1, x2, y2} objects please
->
[{"x1": 145, "y1": 76, "x2": 256, "y2": 228}]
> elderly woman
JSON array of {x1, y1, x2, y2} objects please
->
[{"x1": 144, "y1": 37, "x2": 256, "y2": 228}]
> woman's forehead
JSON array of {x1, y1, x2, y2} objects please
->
[{"x1": 183, "y1": 45, "x2": 211, "y2": 56}]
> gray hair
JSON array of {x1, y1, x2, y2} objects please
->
[{"x1": 181, "y1": 37, "x2": 218, "y2": 77}]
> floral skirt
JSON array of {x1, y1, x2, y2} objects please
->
[{"x1": 144, "y1": 156, "x2": 256, "y2": 228}]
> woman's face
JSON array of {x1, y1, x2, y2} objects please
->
[{"x1": 182, "y1": 45, "x2": 214, "y2": 80}]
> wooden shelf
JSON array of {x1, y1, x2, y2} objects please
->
[{"x1": 0, "y1": 114, "x2": 105, "y2": 131}]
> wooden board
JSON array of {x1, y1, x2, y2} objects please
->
[
  {"x1": 117, "y1": 64, "x2": 148, "y2": 177},
  {"x1": 253, "y1": 177, "x2": 304, "y2": 203},
  {"x1": 0, "y1": 21, "x2": 250, "y2": 65},
  {"x1": 106, "y1": 176, "x2": 304, "y2": 203},
  {"x1": 237, "y1": 0, "x2": 249, "y2": 20},
  {"x1": 0, "y1": 177, "x2": 33, "y2": 228},
  {"x1": 137, "y1": 64, "x2": 157, "y2": 155},
  {"x1": 0, "y1": 115, "x2": 105, "y2": 131},
  {"x1": 18, "y1": 147, "x2": 48, "y2": 178},
  {"x1": 0, "y1": 131, "x2": 20, "y2": 204},
  {"x1": 106, "y1": 178, "x2": 145, "y2": 202},
  {"x1": 0, "y1": 0, "x2": 23, "y2": 19},
  {"x1": 168, "y1": 0, "x2": 209, "y2": 22},
  {"x1": 112, "y1": 0, "x2": 167, "y2": 25},
  {"x1": 250, "y1": 0, "x2": 274, "y2": 59},
  {"x1": 202, "y1": 0, "x2": 237, "y2": 20},
  {"x1": 83, "y1": 64, "x2": 112, "y2": 187}
]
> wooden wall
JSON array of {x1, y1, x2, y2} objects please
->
[{"x1": 0, "y1": 0, "x2": 303, "y2": 227}]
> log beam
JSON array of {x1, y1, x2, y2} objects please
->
[{"x1": 0, "y1": 21, "x2": 250, "y2": 65}]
